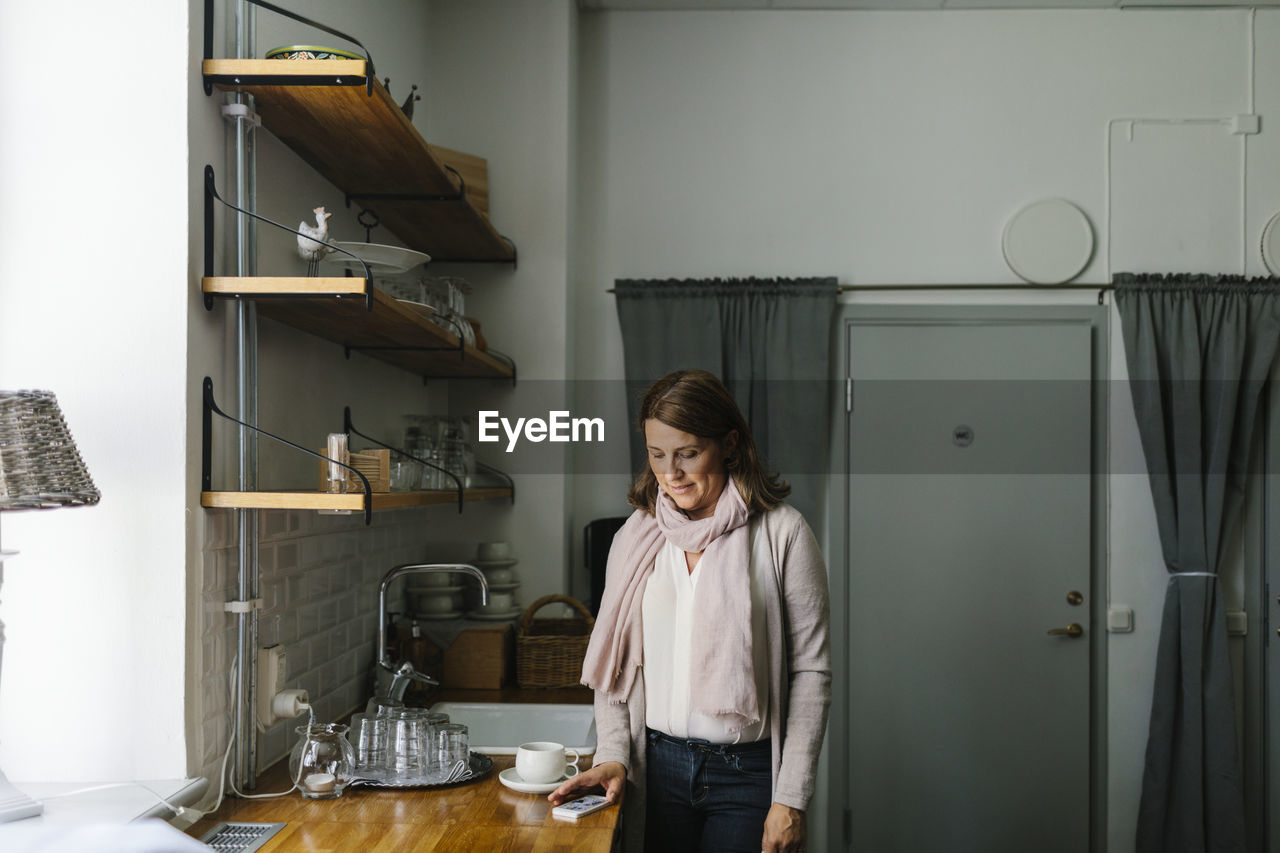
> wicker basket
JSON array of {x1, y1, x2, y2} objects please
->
[{"x1": 515, "y1": 594, "x2": 594, "y2": 689}]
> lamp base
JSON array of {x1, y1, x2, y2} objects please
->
[
  {"x1": 0, "y1": 768, "x2": 42, "y2": 822},
  {"x1": 0, "y1": 533, "x2": 39, "y2": 820}
]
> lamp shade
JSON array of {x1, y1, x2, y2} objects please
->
[{"x1": 0, "y1": 390, "x2": 100, "y2": 510}]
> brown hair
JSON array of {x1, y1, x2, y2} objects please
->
[{"x1": 626, "y1": 369, "x2": 790, "y2": 514}]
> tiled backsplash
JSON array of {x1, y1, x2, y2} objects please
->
[{"x1": 198, "y1": 507, "x2": 433, "y2": 787}]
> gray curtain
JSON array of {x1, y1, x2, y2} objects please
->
[
  {"x1": 1115, "y1": 273, "x2": 1280, "y2": 853},
  {"x1": 614, "y1": 277, "x2": 837, "y2": 524}
]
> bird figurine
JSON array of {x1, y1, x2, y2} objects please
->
[
  {"x1": 400, "y1": 84, "x2": 420, "y2": 120},
  {"x1": 297, "y1": 206, "x2": 334, "y2": 276}
]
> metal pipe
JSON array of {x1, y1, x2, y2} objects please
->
[{"x1": 231, "y1": 0, "x2": 259, "y2": 794}]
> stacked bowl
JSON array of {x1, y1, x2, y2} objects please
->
[
  {"x1": 408, "y1": 571, "x2": 463, "y2": 620},
  {"x1": 467, "y1": 542, "x2": 522, "y2": 620}
]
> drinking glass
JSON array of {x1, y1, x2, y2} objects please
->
[
  {"x1": 435, "y1": 723, "x2": 470, "y2": 780},
  {"x1": 386, "y1": 708, "x2": 430, "y2": 780},
  {"x1": 356, "y1": 714, "x2": 389, "y2": 774}
]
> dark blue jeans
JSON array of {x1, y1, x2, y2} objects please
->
[{"x1": 644, "y1": 728, "x2": 772, "y2": 853}]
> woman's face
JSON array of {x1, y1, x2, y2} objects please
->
[{"x1": 644, "y1": 419, "x2": 737, "y2": 521}]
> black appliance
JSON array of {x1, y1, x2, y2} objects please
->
[{"x1": 584, "y1": 516, "x2": 628, "y2": 615}]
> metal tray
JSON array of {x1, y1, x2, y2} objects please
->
[{"x1": 350, "y1": 752, "x2": 494, "y2": 789}]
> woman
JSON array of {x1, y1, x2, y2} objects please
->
[{"x1": 549, "y1": 370, "x2": 831, "y2": 853}]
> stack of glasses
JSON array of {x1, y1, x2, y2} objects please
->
[
  {"x1": 353, "y1": 705, "x2": 472, "y2": 785},
  {"x1": 393, "y1": 415, "x2": 476, "y2": 491}
]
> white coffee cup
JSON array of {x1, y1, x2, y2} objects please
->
[
  {"x1": 516, "y1": 741, "x2": 579, "y2": 784},
  {"x1": 477, "y1": 541, "x2": 511, "y2": 562}
]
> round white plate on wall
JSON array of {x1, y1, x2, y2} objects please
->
[
  {"x1": 1001, "y1": 198, "x2": 1095, "y2": 284},
  {"x1": 1259, "y1": 211, "x2": 1280, "y2": 275}
]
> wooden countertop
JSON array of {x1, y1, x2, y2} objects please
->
[
  {"x1": 186, "y1": 688, "x2": 615, "y2": 851},
  {"x1": 186, "y1": 756, "x2": 617, "y2": 852}
]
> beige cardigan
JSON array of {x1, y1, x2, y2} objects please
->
[{"x1": 590, "y1": 503, "x2": 832, "y2": 852}]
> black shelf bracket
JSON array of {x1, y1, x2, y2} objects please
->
[
  {"x1": 203, "y1": 0, "x2": 377, "y2": 96},
  {"x1": 342, "y1": 312, "x2": 472, "y2": 372},
  {"x1": 474, "y1": 458, "x2": 516, "y2": 506},
  {"x1": 203, "y1": 165, "x2": 373, "y2": 310},
  {"x1": 341, "y1": 170, "x2": 518, "y2": 268},
  {"x1": 429, "y1": 234, "x2": 518, "y2": 269},
  {"x1": 482, "y1": 348, "x2": 518, "y2": 388},
  {"x1": 345, "y1": 165, "x2": 467, "y2": 207},
  {"x1": 202, "y1": 377, "x2": 373, "y2": 525},
  {"x1": 344, "y1": 408, "x2": 467, "y2": 514}
]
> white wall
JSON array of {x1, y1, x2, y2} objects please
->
[
  {"x1": 418, "y1": 0, "x2": 579, "y2": 604},
  {"x1": 0, "y1": 2, "x2": 190, "y2": 780},
  {"x1": 570, "y1": 8, "x2": 1279, "y2": 851}
]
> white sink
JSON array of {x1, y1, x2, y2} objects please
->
[{"x1": 428, "y1": 702, "x2": 597, "y2": 756}]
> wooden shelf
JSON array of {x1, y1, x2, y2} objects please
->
[
  {"x1": 203, "y1": 276, "x2": 369, "y2": 297},
  {"x1": 203, "y1": 59, "x2": 515, "y2": 263},
  {"x1": 202, "y1": 277, "x2": 513, "y2": 380},
  {"x1": 201, "y1": 487, "x2": 513, "y2": 512}
]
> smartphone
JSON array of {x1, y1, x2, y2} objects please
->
[{"x1": 551, "y1": 794, "x2": 613, "y2": 820}]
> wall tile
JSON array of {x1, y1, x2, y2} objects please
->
[{"x1": 196, "y1": 507, "x2": 436, "y2": 788}]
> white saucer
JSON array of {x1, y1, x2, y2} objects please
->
[
  {"x1": 485, "y1": 581, "x2": 521, "y2": 592},
  {"x1": 474, "y1": 558, "x2": 518, "y2": 569},
  {"x1": 418, "y1": 610, "x2": 465, "y2": 620},
  {"x1": 466, "y1": 607, "x2": 523, "y2": 621},
  {"x1": 408, "y1": 584, "x2": 464, "y2": 594},
  {"x1": 498, "y1": 766, "x2": 577, "y2": 795}
]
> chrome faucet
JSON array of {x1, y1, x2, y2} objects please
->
[{"x1": 376, "y1": 563, "x2": 489, "y2": 702}]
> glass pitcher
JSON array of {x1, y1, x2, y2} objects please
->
[{"x1": 289, "y1": 723, "x2": 356, "y2": 799}]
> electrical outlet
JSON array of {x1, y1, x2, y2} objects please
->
[{"x1": 257, "y1": 645, "x2": 286, "y2": 726}]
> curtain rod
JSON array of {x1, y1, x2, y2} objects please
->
[
  {"x1": 607, "y1": 283, "x2": 1116, "y2": 301},
  {"x1": 836, "y1": 283, "x2": 1113, "y2": 293}
]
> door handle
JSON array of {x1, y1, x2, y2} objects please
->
[{"x1": 1047, "y1": 623, "x2": 1084, "y2": 638}]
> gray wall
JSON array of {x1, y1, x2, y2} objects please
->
[{"x1": 568, "y1": 8, "x2": 1278, "y2": 850}]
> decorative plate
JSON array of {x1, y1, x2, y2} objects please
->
[
  {"x1": 1001, "y1": 198, "x2": 1094, "y2": 284},
  {"x1": 266, "y1": 45, "x2": 366, "y2": 61},
  {"x1": 323, "y1": 242, "x2": 430, "y2": 274},
  {"x1": 1260, "y1": 211, "x2": 1280, "y2": 275}
]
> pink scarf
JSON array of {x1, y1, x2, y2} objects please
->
[{"x1": 581, "y1": 479, "x2": 760, "y2": 734}]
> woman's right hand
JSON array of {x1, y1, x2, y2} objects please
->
[{"x1": 547, "y1": 760, "x2": 626, "y2": 806}]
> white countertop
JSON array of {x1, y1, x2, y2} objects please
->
[{"x1": 12, "y1": 777, "x2": 208, "y2": 824}]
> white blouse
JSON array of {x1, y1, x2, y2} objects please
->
[{"x1": 642, "y1": 524, "x2": 771, "y2": 743}]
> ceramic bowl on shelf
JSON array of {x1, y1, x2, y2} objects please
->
[
  {"x1": 480, "y1": 567, "x2": 515, "y2": 585},
  {"x1": 265, "y1": 45, "x2": 366, "y2": 61},
  {"x1": 476, "y1": 542, "x2": 511, "y2": 562},
  {"x1": 411, "y1": 572, "x2": 456, "y2": 589},
  {"x1": 409, "y1": 588, "x2": 461, "y2": 614}
]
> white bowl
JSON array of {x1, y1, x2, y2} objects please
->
[
  {"x1": 478, "y1": 591, "x2": 514, "y2": 612},
  {"x1": 410, "y1": 589, "x2": 459, "y2": 614},
  {"x1": 482, "y1": 567, "x2": 515, "y2": 585},
  {"x1": 477, "y1": 541, "x2": 511, "y2": 561}
]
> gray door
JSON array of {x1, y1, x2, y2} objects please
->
[{"x1": 844, "y1": 311, "x2": 1095, "y2": 853}]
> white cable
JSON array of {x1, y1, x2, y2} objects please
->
[{"x1": 1244, "y1": 9, "x2": 1256, "y2": 275}]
